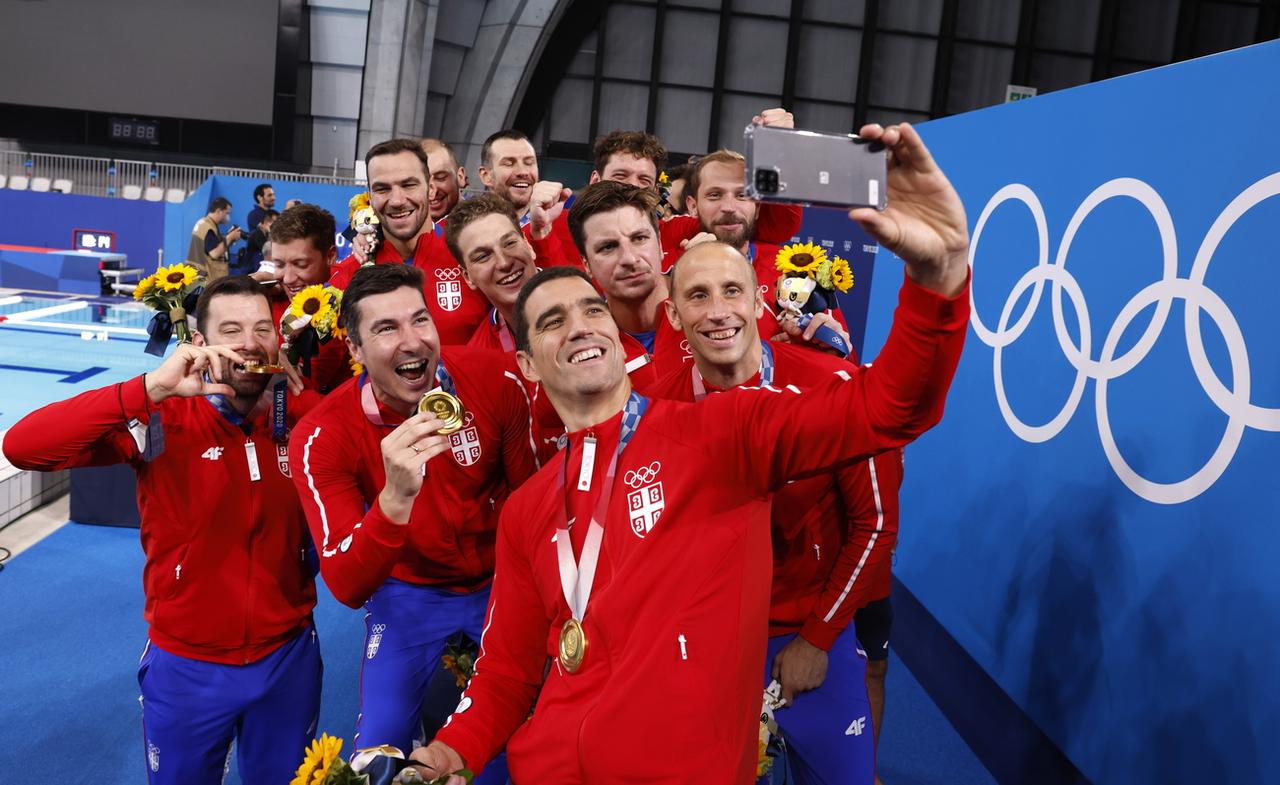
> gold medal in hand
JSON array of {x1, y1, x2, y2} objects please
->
[{"x1": 418, "y1": 390, "x2": 466, "y2": 434}]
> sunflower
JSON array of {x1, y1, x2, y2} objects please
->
[
  {"x1": 348, "y1": 191, "x2": 371, "y2": 219},
  {"x1": 289, "y1": 285, "x2": 335, "y2": 327},
  {"x1": 658, "y1": 170, "x2": 670, "y2": 186},
  {"x1": 155, "y1": 264, "x2": 198, "y2": 293},
  {"x1": 774, "y1": 242, "x2": 827, "y2": 275},
  {"x1": 830, "y1": 256, "x2": 854, "y2": 292},
  {"x1": 349, "y1": 356, "x2": 363, "y2": 377},
  {"x1": 132, "y1": 274, "x2": 157, "y2": 301},
  {"x1": 291, "y1": 733, "x2": 343, "y2": 785}
]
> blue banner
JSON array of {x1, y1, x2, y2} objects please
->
[{"x1": 861, "y1": 41, "x2": 1280, "y2": 784}]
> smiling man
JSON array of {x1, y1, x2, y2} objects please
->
[
  {"x1": 408, "y1": 121, "x2": 972, "y2": 785},
  {"x1": 289, "y1": 264, "x2": 537, "y2": 769},
  {"x1": 651, "y1": 243, "x2": 903, "y2": 785},
  {"x1": 477, "y1": 129, "x2": 538, "y2": 218},
  {"x1": 4, "y1": 276, "x2": 322, "y2": 785},
  {"x1": 263, "y1": 204, "x2": 352, "y2": 393},
  {"x1": 329, "y1": 139, "x2": 490, "y2": 345},
  {"x1": 443, "y1": 193, "x2": 541, "y2": 352}
]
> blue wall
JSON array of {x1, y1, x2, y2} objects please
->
[
  {"x1": 0, "y1": 176, "x2": 364, "y2": 280},
  {"x1": 161, "y1": 176, "x2": 362, "y2": 265},
  {"x1": 0, "y1": 189, "x2": 165, "y2": 271},
  {"x1": 862, "y1": 41, "x2": 1280, "y2": 784}
]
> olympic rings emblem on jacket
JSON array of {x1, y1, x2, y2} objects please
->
[{"x1": 969, "y1": 173, "x2": 1280, "y2": 505}]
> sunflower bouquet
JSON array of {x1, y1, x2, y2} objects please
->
[
  {"x1": 773, "y1": 242, "x2": 854, "y2": 319},
  {"x1": 135, "y1": 263, "x2": 204, "y2": 357},
  {"x1": 294, "y1": 734, "x2": 475, "y2": 785},
  {"x1": 281, "y1": 284, "x2": 343, "y2": 376}
]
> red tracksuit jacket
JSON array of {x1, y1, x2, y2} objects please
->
[
  {"x1": 1, "y1": 376, "x2": 320, "y2": 664},
  {"x1": 328, "y1": 231, "x2": 489, "y2": 346},
  {"x1": 648, "y1": 341, "x2": 901, "y2": 650},
  {"x1": 289, "y1": 347, "x2": 539, "y2": 607},
  {"x1": 433, "y1": 274, "x2": 968, "y2": 784}
]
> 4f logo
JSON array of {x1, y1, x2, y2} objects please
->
[
  {"x1": 436, "y1": 268, "x2": 463, "y2": 312},
  {"x1": 845, "y1": 716, "x2": 867, "y2": 736},
  {"x1": 201, "y1": 447, "x2": 224, "y2": 461},
  {"x1": 449, "y1": 413, "x2": 482, "y2": 467},
  {"x1": 624, "y1": 461, "x2": 664, "y2": 538}
]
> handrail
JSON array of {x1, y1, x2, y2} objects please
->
[{"x1": 0, "y1": 149, "x2": 364, "y2": 199}]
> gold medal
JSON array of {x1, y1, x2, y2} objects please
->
[
  {"x1": 558, "y1": 618, "x2": 587, "y2": 673},
  {"x1": 236, "y1": 361, "x2": 285, "y2": 374},
  {"x1": 418, "y1": 389, "x2": 466, "y2": 434}
]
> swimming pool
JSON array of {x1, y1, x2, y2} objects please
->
[{"x1": 0, "y1": 291, "x2": 162, "y2": 430}]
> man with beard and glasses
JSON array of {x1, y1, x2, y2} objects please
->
[
  {"x1": 405, "y1": 121, "x2": 970, "y2": 785},
  {"x1": 3, "y1": 276, "x2": 322, "y2": 785},
  {"x1": 649, "y1": 242, "x2": 903, "y2": 785},
  {"x1": 524, "y1": 110, "x2": 805, "y2": 270},
  {"x1": 330, "y1": 139, "x2": 490, "y2": 345},
  {"x1": 290, "y1": 264, "x2": 537, "y2": 776}
]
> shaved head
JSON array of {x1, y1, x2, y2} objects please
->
[{"x1": 668, "y1": 240, "x2": 757, "y2": 294}]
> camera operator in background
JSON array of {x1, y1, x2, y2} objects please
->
[{"x1": 189, "y1": 197, "x2": 241, "y2": 283}]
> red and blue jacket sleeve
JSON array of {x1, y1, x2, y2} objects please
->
[{"x1": 3, "y1": 375, "x2": 152, "y2": 470}]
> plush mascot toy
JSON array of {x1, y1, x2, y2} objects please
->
[{"x1": 348, "y1": 192, "x2": 382, "y2": 263}]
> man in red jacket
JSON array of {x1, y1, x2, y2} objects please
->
[
  {"x1": 265, "y1": 203, "x2": 353, "y2": 392},
  {"x1": 329, "y1": 138, "x2": 490, "y2": 345},
  {"x1": 2, "y1": 276, "x2": 322, "y2": 785},
  {"x1": 442, "y1": 193, "x2": 541, "y2": 353},
  {"x1": 289, "y1": 263, "x2": 537, "y2": 763},
  {"x1": 649, "y1": 242, "x2": 903, "y2": 785},
  {"x1": 408, "y1": 121, "x2": 970, "y2": 784}
]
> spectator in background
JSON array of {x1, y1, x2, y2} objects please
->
[
  {"x1": 421, "y1": 138, "x2": 468, "y2": 223},
  {"x1": 189, "y1": 197, "x2": 241, "y2": 283},
  {"x1": 247, "y1": 183, "x2": 276, "y2": 233},
  {"x1": 238, "y1": 209, "x2": 278, "y2": 275},
  {"x1": 662, "y1": 160, "x2": 693, "y2": 217}
]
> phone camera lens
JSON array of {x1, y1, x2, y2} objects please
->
[{"x1": 755, "y1": 168, "x2": 779, "y2": 195}]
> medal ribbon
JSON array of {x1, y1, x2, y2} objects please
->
[
  {"x1": 690, "y1": 340, "x2": 774, "y2": 401},
  {"x1": 554, "y1": 391, "x2": 649, "y2": 621},
  {"x1": 360, "y1": 358, "x2": 457, "y2": 427},
  {"x1": 491, "y1": 308, "x2": 515, "y2": 353}
]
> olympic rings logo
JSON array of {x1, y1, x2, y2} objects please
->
[
  {"x1": 436, "y1": 267, "x2": 462, "y2": 280},
  {"x1": 624, "y1": 461, "x2": 661, "y2": 488},
  {"x1": 970, "y1": 173, "x2": 1280, "y2": 505}
]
